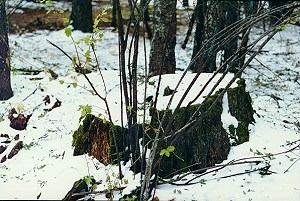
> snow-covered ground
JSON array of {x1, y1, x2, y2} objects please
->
[{"x1": 1, "y1": 5, "x2": 300, "y2": 201}]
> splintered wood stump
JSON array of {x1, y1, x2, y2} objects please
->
[{"x1": 72, "y1": 115, "x2": 125, "y2": 165}]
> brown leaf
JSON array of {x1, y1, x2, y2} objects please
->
[
  {"x1": 8, "y1": 108, "x2": 18, "y2": 120},
  {"x1": 0, "y1": 145, "x2": 7, "y2": 154},
  {"x1": 9, "y1": 113, "x2": 32, "y2": 130},
  {"x1": 0, "y1": 134, "x2": 9, "y2": 138},
  {"x1": 8, "y1": 141, "x2": 23, "y2": 159},
  {"x1": 43, "y1": 95, "x2": 51, "y2": 105},
  {"x1": 1, "y1": 155, "x2": 7, "y2": 163},
  {"x1": 51, "y1": 99, "x2": 62, "y2": 110},
  {"x1": 14, "y1": 134, "x2": 20, "y2": 140}
]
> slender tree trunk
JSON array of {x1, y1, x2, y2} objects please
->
[
  {"x1": 71, "y1": 0, "x2": 93, "y2": 33},
  {"x1": 223, "y1": 1, "x2": 239, "y2": 73},
  {"x1": 235, "y1": 1, "x2": 259, "y2": 71},
  {"x1": 111, "y1": 0, "x2": 117, "y2": 28},
  {"x1": 140, "y1": 0, "x2": 152, "y2": 39},
  {"x1": 190, "y1": 0, "x2": 205, "y2": 72},
  {"x1": 149, "y1": 0, "x2": 177, "y2": 76},
  {"x1": 0, "y1": 0, "x2": 13, "y2": 100}
]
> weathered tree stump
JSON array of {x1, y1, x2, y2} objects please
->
[
  {"x1": 72, "y1": 79, "x2": 254, "y2": 178},
  {"x1": 72, "y1": 114, "x2": 126, "y2": 165}
]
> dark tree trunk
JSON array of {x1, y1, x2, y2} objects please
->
[
  {"x1": 192, "y1": 0, "x2": 226, "y2": 73},
  {"x1": 190, "y1": 0, "x2": 206, "y2": 72},
  {"x1": 149, "y1": 0, "x2": 177, "y2": 76},
  {"x1": 201, "y1": 0, "x2": 224, "y2": 73},
  {"x1": 223, "y1": 1, "x2": 239, "y2": 73},
  {"x1": 71, "y1": 0, "x2": 93, "y2": 33},
  {"x1": 111, "y1": 0, "x2": 117, "y2": 28},
  {"x1": 140, "y1": 0, "x2": 152, "y2": 39},
  {"x1": 234, "y1": 1, "x2": 259, "y2": 72},
  {"x1": 0, "y1": 0, "x2": 13, "y2": 100}
]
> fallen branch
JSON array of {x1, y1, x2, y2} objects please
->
[{"x1": 160, "y1": 144, "x2": 300, "y2": 186}]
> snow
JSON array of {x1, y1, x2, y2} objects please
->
[{"x1": 1, "y1": 3, "x2": 300, "y2": 200}]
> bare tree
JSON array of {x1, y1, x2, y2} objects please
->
[{"x1": 0, "y1": 0, "x2": 13, "y2": 100}]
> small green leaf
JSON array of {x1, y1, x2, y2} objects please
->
[
  {"x1": 91, "y1": 184, "x2": 97, "y2": 191},
  {"x1": 102, "y1": 17, "x2": 109, "y2": 22},
  {"x1": 0, "y1": 115, "x2": 4, "y2": 122},
  {"x1": 85, "y1": 177, "x2": 92, "y2": 185},
  {"x1": 84, "y1": 35, "x2": 91, "y2": 45},
  {"x1": 199, "y1": 179, "x2": 206, "y2": 184},
  {"x1": 70, "y1": 82, "x2": 77, "y2": 88},
  {"x1": 127, "y1": 105, "x2": 133, "y2": 111},
  {"x1": 72, "y1": 56, "x2": 77, "y2": 68},
  {"x1": 165, "y1": 152, "x2": 170, "y2": 157},
  {"x1": 85, "y1": 50, "x2": 91, "y2": 62},
  {"x1": 65, "y1": 27, "x2": 72, "y2": 37},
  {"x1": 62, "y1": 17, "x2": 69, "y2": 24},
  {"x1": 38, "y1": 111, "x2": 48, "y2": 118},
  {"x1": 57, "y1": 8, "x2": 64, "y2": 14},
  {"x1": 160, "y1": 149, "x2": 166, "y2": 156},
  {"x1": 59, "y1": 80, "x2": 64, "y2": 84},
  {"x1": 167, "y1": 146, "x2": 175, "y2": 152}
]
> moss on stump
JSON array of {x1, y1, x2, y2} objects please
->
[
  {"x1": 227, "y1": 79, "x2": 255, "y2": 144},
  {"x1": 72, "y1": 79, "x2": 254, "y2": 178}
]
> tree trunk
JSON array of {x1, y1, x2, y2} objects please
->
[
  {"x1": 0, "y1": 0, "x2": 13, "y2": 100},
  {"x1": 190, "y1": 0, "x2": 206, "y2": 72},
  {"x1": 71, "y1": 0, "x2": 93, "y2": 33},
  {"x1": 192, "y1": 0, "x2": 225, "y2": 73},
  {"x1": 140, "y1": 0, "x2": 152, "y2": 39},
  {"x1": 111, "y1": 0, "x2": 117, "y2": 28},
  {"x1": 149, "y1": 0, "x2": 177, "y2": 76},
  {"x1": 223, "y1": 1, "x2": 239, "y2": 73}
]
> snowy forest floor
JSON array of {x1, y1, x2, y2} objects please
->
[{"x1": 0, "y1": 2, "x2": 300, "y2": 200}]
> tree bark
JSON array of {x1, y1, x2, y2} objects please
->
[
  {"x1": 190, "y1": 0, "x2": 205, "y2": 72},
  {"x1": 223, "y1": 1, "x2": 239, "y2": 73},
  {"x1": 149, "y1": 0, "x2": 177, "y2": 76},
  {"x1": 71, "y1": 0, "x2": 93, "y2": 33},
  {"x1": 0, "y1": 0, "x2": 13, "y2": 100},
  {"x1": 111, "y1": 0, "x2": 117, "y2": 28}
]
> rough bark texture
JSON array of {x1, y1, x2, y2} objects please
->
[
  {"x1": 0, "y1": 0, "x2": 13, "y2": 100},
  {"x1": 149, "y1": 79, "x2": 254, "y2": 177},
  {"x1": 71, "y1": 0, "x2": 93, "y2": 33},
  {"x1": 223, "y1": 1, "x2": 239, "y2": 73},
  {"x1": 227, "y1": 79, "x2": 255, "y2": 144},
  {"x1": 72, "y1": 114, "x2": 126, "y2": 165},
  {"x1": 151, "y1": 91, "x2": 230, "y2": 177},
  {"x1": 149, "y1": 0, "x2": 177, "y2": 76},
  {"x1": 190, "y1": 0, "x2": 206, "y2": 72}
]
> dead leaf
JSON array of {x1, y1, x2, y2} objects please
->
[
  {"x1": 14, "y1": 134, "x2": 20, "y2": 140},
  {"x1": 43, "y1": 95, "x2": 51, "y2": 105},
  {"x1": 8, "y1": 141, "x2": 23, "y2": 159},
  {"x1": 8, "y1": 108, "x2": 32, "y2": 130},
  {"x1": 0, "y1": 145, "x2": 7, "y2": 154},
  {"x1": 1, "y1": 155, "x2": 7, "y2": 163}
]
